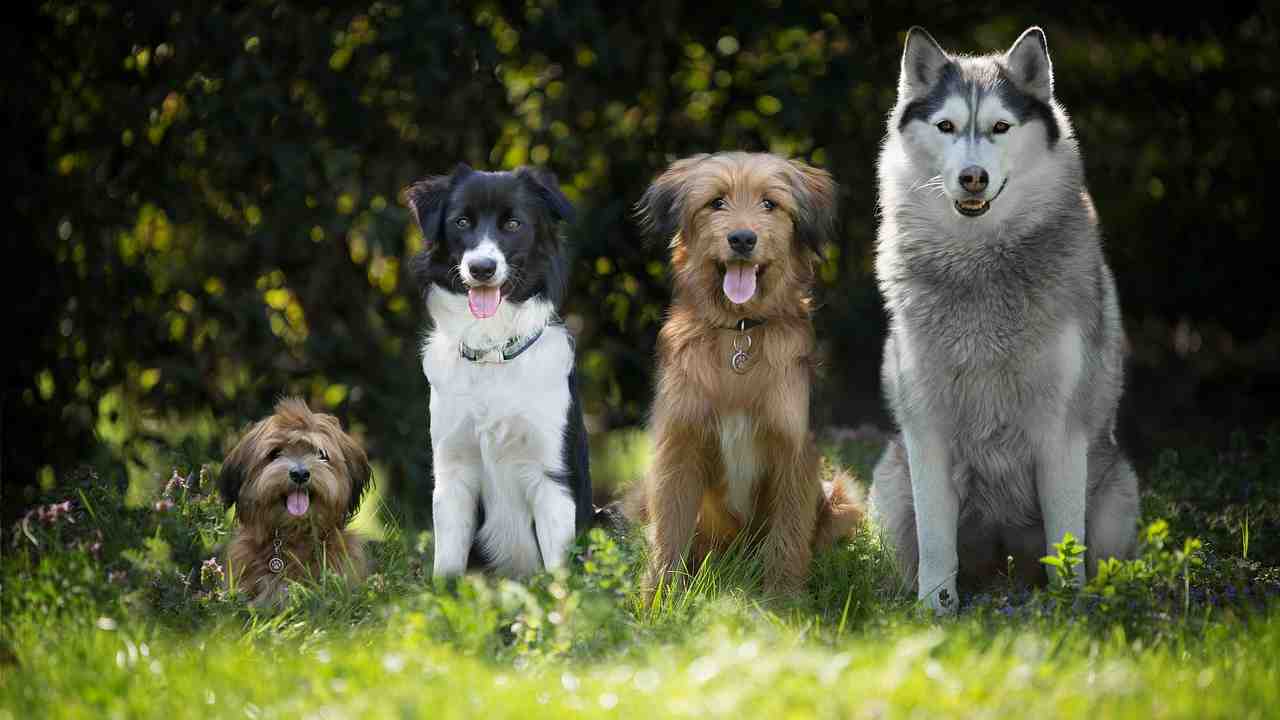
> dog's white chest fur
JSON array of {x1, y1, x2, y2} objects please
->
[
  {"x1": 718, "y1": 413, "x2": 761, "y2": 521},
  {"x1": 423, "y1": 290, "x2": 576, "y2": 577}
]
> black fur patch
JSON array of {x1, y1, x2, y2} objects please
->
[
  {"x1": 559, "y1": 362, "x2": 594, "y2": 533},
  {"x1": 995, "y1": 70, "x2": 1061, "y2": 146},
  {"x1": 898, "y1": 63, "x2": 963, "y2": 132}
]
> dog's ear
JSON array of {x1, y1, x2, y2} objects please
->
[
  {"x1": 517, "y1": 166, "x2": 575, "y2": 223},
  {"x1": 899, "y1": 26, "x2": 950, "y2": 98},
  {"x1": 634, "y1": 154, "x2": 709, "y2": 245},
  {"x1": 403, "y1": 163, "x2": 473, "y2": 249},
  {"x1": 219, "y1": 418, "x2": 267, "y2": 508},
  {"x1": 335, "y1": 421, "x2": 373, "y2": 522},
  {"x1": 1006, "y1": 27, "x2": 1053, "y2": 102},
  {"x1": 786, "y1": 159, "x2": 839, "y2": 259}
]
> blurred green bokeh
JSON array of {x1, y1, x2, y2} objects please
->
[{"x1": 6, "y1": 2, "x2": 1276, "y2": 528}]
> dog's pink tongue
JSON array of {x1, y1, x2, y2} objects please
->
[
  {"x1": 722, "y1": 263, "x2": 758, "y2": 305},
  {"x1": 467, "y1": 286, "x2": 501, "y2": 319},
  {"x1": 286, "y1": 490, "x2": 310, "y2": 517}
]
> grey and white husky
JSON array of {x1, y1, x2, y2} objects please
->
[{"x1": 869, "y1": 26, "x2": 1139, "y2": 613}]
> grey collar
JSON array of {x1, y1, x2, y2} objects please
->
[{"x1": 459, "y1": 325, "x2": 547, "y2": 364}]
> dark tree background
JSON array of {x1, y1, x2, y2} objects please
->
[{"x1": 5, "y1": 1, "x2": 1277, "y2": 529}]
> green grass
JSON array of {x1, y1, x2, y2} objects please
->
[{"x1": 4, "y1": 430, "x2": 1280, "y2": 719}]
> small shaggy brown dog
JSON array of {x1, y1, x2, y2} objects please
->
[
  {"x1": 630, "y1": 151, "x2": 863, "y2": 596},
  {"x1": 219, "y1": 398, "x2": 372, "y2": 605}
]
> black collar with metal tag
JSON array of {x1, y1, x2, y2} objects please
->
[{"x1": 459, "y1": 325, "x2": 547, "y2": 364}]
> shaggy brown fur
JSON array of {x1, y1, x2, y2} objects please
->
[
  {"x1": 630, "y1": 152, "x2": 864, "y2": 596},
  {"x1": 219, "y1": 398, "x2": 372, "y2": 605}
]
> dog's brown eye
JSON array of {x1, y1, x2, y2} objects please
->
[
  {"x1": 268, "y1": 447, "x2": 282, "y2": 460},
  {"x1": 936, "y1": 120, "x2": 955, "y2": 134},
  {"x1": 502, "y1": 218, "x2": 521, "y2": 232},
  {"x1": 760, "y1": 199, "x2": 776, "y2": 211},
  {"x1": 316, "y1": 447, "x2": 329, "y2": 462},
  {"x1": 992, "y1": 121, "x2": 1011, "y2": 134},
  {"x1": 455, "y1": 217, "x2": 471, "y2": 229},
  {"x1": 709, "y1": 198, "x2": 727, "y2": 211}
]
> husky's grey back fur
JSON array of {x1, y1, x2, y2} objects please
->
[{"x1": 870, "y1": 27, "x2": 1139, "y2": 612}]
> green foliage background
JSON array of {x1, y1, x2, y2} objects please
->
[{"x1": 6, "y1": 2, "x2": 1277, "y2": 526}]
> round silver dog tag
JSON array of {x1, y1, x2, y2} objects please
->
[
  {"x1": 730, "y1": 333, "x2": 752, "y2": 374},
  {"x1": 268, "y1": 556, "x2": 285, "y2": 574}
]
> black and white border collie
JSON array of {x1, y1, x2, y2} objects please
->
[{"x1": 405, "y1": 163, "x2": 591, "y2": 578}]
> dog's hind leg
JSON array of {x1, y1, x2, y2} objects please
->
[
  {"x1": 1085, "y1": 440, "x2": 1140, "y2": 573},
  {"x1": 870, "y1": 437, "x2": 919, "y2": 593},
  {"x1": 1034, "y1": 427, "x2": 1089, "y2": 587}
]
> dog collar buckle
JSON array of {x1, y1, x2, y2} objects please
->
[{"x1": 459, "y1": 325, "x2": 547, "y2": 364}]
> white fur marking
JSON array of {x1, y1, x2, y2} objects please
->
[
  {"x1": 1053, "y1": 321, "x2": 1084, "y2": 401},
  {"x1": 459, "y1": 238, "x2": 509, "y2": 286},
  {"x1": 719, "y1": 413, "x2": 760, "y2": 522}
]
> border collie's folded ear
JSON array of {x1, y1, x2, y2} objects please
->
[
  {"x1": 518, "y1": 166, "x2": 575, "y2": 223},
  {"x1": 634, "y1": 154, "x2": 710, "y2": 246},
  {"x1": 786, "y1": 159, "x2": 839, "y2": 259},
  {"x1": 403, "y1": 163, "x2": 473, "y2": 248},
  {"x1": 219, "y1": 419, "x2": 267, "y2": 508}
]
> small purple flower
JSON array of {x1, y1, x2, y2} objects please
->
[
  {"x1": 163, "y1": 468, "x2": 188, "y2": 497},
  {"x1": 200, "y1": 556, "x2": 225, "y2": 587}
]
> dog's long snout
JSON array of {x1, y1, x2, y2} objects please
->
[
  {"x1": 468, "y1": 258, "x2": 498, "y2": 282},
  {"x1": 959, "y1": 166, "x2": 989, "y2": 194},
  {"x1": 289, "y1": 465, "x2": 310, "y2": 485},
  {"x1": 727, "y1": 229, "x2": 757, "y2": 256}
]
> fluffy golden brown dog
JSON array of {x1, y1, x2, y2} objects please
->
[
  {"x1": 630, "y1": 151, "x2": 863, "y2": 596},
  {"x1": 219, "y1": 398, "x2": 372, "y2": 605}
]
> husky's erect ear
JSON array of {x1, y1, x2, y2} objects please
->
[
  {"x1": 786, "y1": 159, "x2": 839, "y2": 259},
  {"x1": 1006, "y1": 27, "x2": 1053, "y2": 102},
  {"x1": 219, "y1": 418, "x2": 268, "y2": 508},
  {"x1": 899, "y1": 27, "x2": 950, "y2": 98},
  {"x1": 634, "y1": 154, "x2": 710, "y2": 246},
  {"x1": 402, "y1": 163, "x2": 473, "y2": 249},
  {"x1": 517, "y1": 166, "x2": 576, "y2": 224}
]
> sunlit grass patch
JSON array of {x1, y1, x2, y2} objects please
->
[{"x1": 4, "y1": 431, "x2": 1280, "y2": 718}]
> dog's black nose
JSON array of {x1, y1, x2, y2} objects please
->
[
  {"x1": 289, "y1": 466, "x2": 310, "y2": 485},
  {"x1": 468, "y1": 258, "x2": 498, "y2": 282},
  {"x1": 727, "y1": 229, "x2": 757, "y2": 256},
  {"x1": 959, "y1": 166, "x2": 989, "y2": 194}
]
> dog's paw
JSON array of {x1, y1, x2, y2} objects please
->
[{"x1": 919, "y1": 581, "x2": 960, "y2": 616}]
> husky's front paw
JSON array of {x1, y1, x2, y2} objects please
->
[{"x1": 920, "y1": 579, "x2": 959, "y2": 616}]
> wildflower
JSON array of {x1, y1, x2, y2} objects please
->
[
  {"x1": 153, "y1": 498, "x2": 174, "y2": 513},
  {"x1": 200, "y1": 557, "x2": 225, "y2": 587},
  {"x1": 163, "y1": 468, "x2": 187, "y2": 497}
]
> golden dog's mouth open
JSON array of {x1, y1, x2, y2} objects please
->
[{"x1": 717, "y1": 261, "x2": 766, "y2": 305}]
